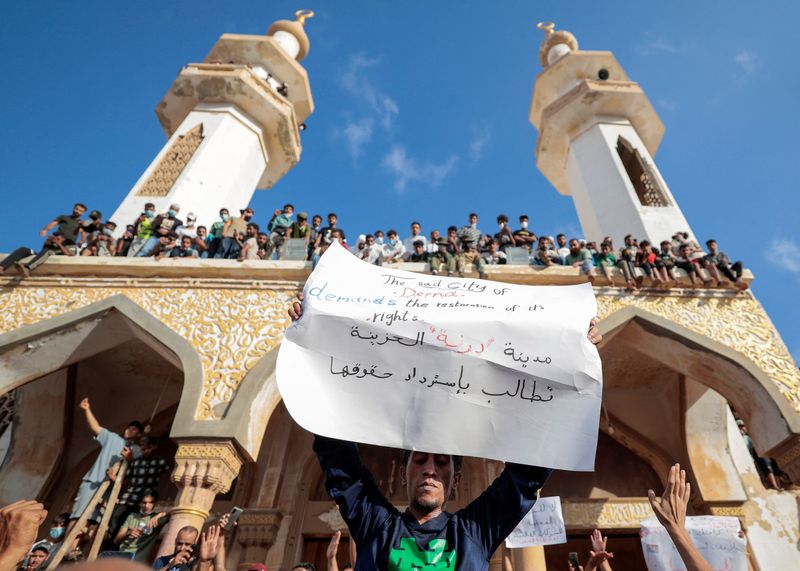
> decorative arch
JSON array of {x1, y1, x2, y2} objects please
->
[{"x1": 597, "y1": 305, "x2": 800, "y2": 480}]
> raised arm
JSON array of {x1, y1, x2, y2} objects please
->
[
  {"x1": 79, "y1": 397, "x2": 102, "y2": 435},
  {"x1": 458, "y1": 462, "x2": 552, "y2": 556},
  {"x1": 648, "y1": 464, "x2": 712, "y2": 571},
  {"x1": 313, "y1": 435, "x2": 397, "y2": 545},
  {"x1": 39, "y1": 219, "x2": 59, "y2": 238}
]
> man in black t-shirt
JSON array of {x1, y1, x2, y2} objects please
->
[{"x1": 1, "y1": 202, "x2": 87, "y2": 277}]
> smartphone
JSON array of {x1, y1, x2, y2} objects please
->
[
  {"x1": 568, "y1": 551, "x2": 580, "y2": 569},
  {"x1": 225, "y1": 506, "x2": 244, "y2": 530}
]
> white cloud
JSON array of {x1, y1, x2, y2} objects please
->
[
  {"x1": 637, "y1": 38, "x2": 679, "y2": 56},
  {"x1": 341, "y1": 118, "x2": 374, "y2": 160},
  {"x1": 734, "y1": 50, "x2": 759, "y2": 74},
  {"x1": 769, "y1": 238, "x2": 800, "y2": 275},
  {"x1": 340, "y1": 52, "x2": 399, "y2": 130},
  {"x1": 382, "y1": 145, "x2": 459, "y2": 192},
  {"x1": 469, "y1": 132, "x2": 490, "y2": 161}
]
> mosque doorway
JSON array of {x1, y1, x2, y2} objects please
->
[{"x1": 0, "y1": 298, "x2": 190, "y2": 533}]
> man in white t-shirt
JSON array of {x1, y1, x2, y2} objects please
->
[
  {"x1": 402, "y1": 221, "x2": 426, "y2": 260},
  {"x1": 237, "y1": 223, "x2": 261, "y2": 261}
]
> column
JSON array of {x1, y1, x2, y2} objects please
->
[
  {"x1": 157, "y1": 440, "x2": 244, "y2": 557},
  {"x1": 510, "y1": 546, "x2": 547, "y2": 570},
  {"x1": 235, "y1": 509, "x2": 283, "y2": 571}
]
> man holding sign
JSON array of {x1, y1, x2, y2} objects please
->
[{"x1": 281, "y1": 242, "x2": 603, "y2": 570}]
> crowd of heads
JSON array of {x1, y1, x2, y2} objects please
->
[{"x1": 1, "y1": 204, "x2": 746, "y2": 291}]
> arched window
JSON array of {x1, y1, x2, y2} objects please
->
[{"x1": 616, "y1": 136, "x2": 669, "y2": 207}]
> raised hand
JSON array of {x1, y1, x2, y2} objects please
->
[
  {"x1": 198, "y1": 525, "x2": 221, "y2": 562},
  {"x1": 79, "y1": 398, "x2": 90, "y2": 410},
  {"x1": 648, "y1": 463, "x2": 690, "y2": 531},
  {"x1": 587, "y1": 317, "x2": 602, "y2": 345},
  {"x1": 288, "y1": 292, "x2": 305, "y2": 322},
  {"x1": 0, "y1": 500, "x2": 48, "y2": 566}
]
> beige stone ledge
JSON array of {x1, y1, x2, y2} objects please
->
[{"x1": 0, "y1": 253, "x2": 753, "y2": 292}]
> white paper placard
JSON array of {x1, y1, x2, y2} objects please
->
[
  {"x1": 640, "y1": 516, "x2": 747, "y2": 571},
  {"x1": 505, "y1": 496, "x2": 567, "y2": 548},
  {"x1": 276, "y1": 242, "x2": 603, "y2": 470}
]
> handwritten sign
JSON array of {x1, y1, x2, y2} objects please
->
[
  {"x1": 640, "y1": 517, "x2": 747, "y2": 571},
  {"x1": 276, "y1": 242, "x2": 603, "y2": 470},
  {"x1": 505, "y1": 496, "x2": 567, "y2": 548}
]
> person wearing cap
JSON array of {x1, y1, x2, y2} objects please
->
[
  {"x1": 290, "y1": 211, "x2": 311, "y2": 242},
  {"x1": 19, "y1": 543, "x2": 49, "y2": 571},
  {"x1": 80, "y1": 221, "x2": 119, "y2": 257},
  {"x1": 80, "y1": 210, "x2": 105, "y2": 244},
  {"x1": 263, "y1": 203, "x2": 294, "y2": 259},
  {"x1": 65, "y1": 398, "x2": 143, "y2": 547},
  {"x1": 137, "y1": 203, "x2": 183, "y2": 257},
  {"x1": 429, "y1": 236, "x2": 457, "y2": 276},
  {"x1": 176, "y1": 212, "x2": 199, "y2": 240}
]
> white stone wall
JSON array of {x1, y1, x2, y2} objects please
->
[
  {"x1": 110, "y1": 104, "x2": 268, "y2": 233},
  {"x1": 566, "y1": 119, "x2": 696, "y2": 246},
  {"x1": 725, "y1": 409, "x2": 800, "y2": 569}
]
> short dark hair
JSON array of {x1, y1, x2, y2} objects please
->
[
  {"x1": 127, "y1": 421, "x2": 144, "y2": 433},
  {"x1": 327, "y1": 212, "x2": 337, "y2": 219},
  {"x1": 74, "y1": 202, "x2": 88, "y2": 210},
  {"x1": 706, "y1": 239, "x2": 717, "y2": 245},
  {"x1": 292, "y1": 564, "x2": 316, "y2": 571},
  {"x1": 447, "y1": 225, "x2": 457, "y2": 233},
  {"x1": 497, "y1": 214, "x2": 508, "y2": 223},
  {"x1": 557, "y1": 233, "x2": 566, "y2": 239},
  {"x1": 141, "y1": 489, "x2": 159, "y2": 502},
  {"x1": 413, "y1": 240, "x2": 424, "y2": 248},
  {"x1": 313, "y1": 214, "x2": 322, "y2": 220},
  {"x1": 257, "y1": 232, "x2": 268, "y2": 238},
  {"x1": 197, "y1": 225, "x2": 207, "y2": 231},
  {"x1": 284, "y1": 203, "x2": 294, "y2": 210},
  {"x1": 411, "y1": 221, "x2": 421, "y2": 226},
  {"x1": 387, "y1": 229, "x2": 398, "y2": 236},
  {"x1": 402, "y1": 450, "x2": 463, "y2": 472},
  {"x1": 139, "y1": 435, "x2": 156, "y2": 446},
  {"x1": 247, "y1": 222, "x2": 260, "y2": 232},
  {"x1": 220, "y1": 208, "x2": 229, "y2": 214},
  {"x1": 365, "y1": 234, "x2": 374, "y2": 240},
  {"x1": 469, "y1": 212, "x2": 478, "y2": 218},
  {"x1": 519, "y1": 214, "x2": 529, "y2": 220},
  {"x1": 145, "y1": 203, "x2": 156, "y2": 209}
]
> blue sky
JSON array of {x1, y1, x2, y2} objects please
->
[{"x1": 1, "y1": 1, "x2": 798, "y2": 361}]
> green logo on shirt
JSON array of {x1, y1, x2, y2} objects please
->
[{"x1": 388, "y1": 537, "x2": 456, "y2": 570}]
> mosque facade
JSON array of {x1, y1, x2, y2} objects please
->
[{"x1": 0, "y1": 13, "x2": 797, "y2": 571}]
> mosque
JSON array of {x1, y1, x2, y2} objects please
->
[{"x1": 0, "y1": 11, "x2": 798, "y2": 571}]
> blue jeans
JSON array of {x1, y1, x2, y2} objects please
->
[
  {"x1": 135, "y1": 236, "x2": 161, "y2": 257},
  {"x1": 214, "y1": 237, "x2": 240, "y2": 259}
]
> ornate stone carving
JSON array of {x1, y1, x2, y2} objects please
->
[
  {"x1": 596, "y1": 293, "x2": 800, "y2": 413},
  {"x1": 237, "y1": 509, "x2": 283, "y2": 547},
  {"x1": 0, "y1": 284, "x2": 297, "y2": 419},
  {"x1": 170, "y1": 441, "x2": 243, "y2": 520},
  {"x1": 137, "y1": 124, "x2": 204, "y2": 197},
  {"x1": 562, "y1": 499, "x2": 653, "y2": 529},
  {"x1": 317, "y1": 505, "x2": 348, "y2": 531}
]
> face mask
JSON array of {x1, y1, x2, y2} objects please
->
[
  {"x1": 144, "y1": 210, "x2": 155, "y2": 218},
  {"x1": 388, "y1": 238, "x2": 397, "y2": 246},
  {"x1": 376, "y1": 237, "x2": 384, "y2": 244},
  {"x1": 103, "y1": 228, "x2": 114, "y2": 236},
  {"x1": 521, "y1": 221, "x2": 528, "y2": 229},
  {"x1": 498, "y1": 224, "x2": 504, "y2": 230},
  {"x1": 168, "y1": 209, "x2": 177, "y2": 218},
  {"x1": 50, "y1": 527, "x2": 65, "y2": 540},
  {"x1": 221, "y1": 214, "x2": 230, "y2": 221}
]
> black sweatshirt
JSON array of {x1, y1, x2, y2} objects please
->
[{"x1": 313, "y1": 435, "x2": 551, "y2": 571}]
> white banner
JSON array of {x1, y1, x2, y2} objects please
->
[
  {"x1": 276, "y1": 242, "x2": 603, "y2": 470},
  {"x1": 640, "y1": 517, "x2": 747, "y2": 571},
  {"x1": 505, "y1": 496, "x2": 567, "y2": 548}
]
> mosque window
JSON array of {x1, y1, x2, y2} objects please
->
[
  {"x1": 136, "y1": 123, "x2": 205, "y2": 197},
  {"x1": 616, "y1": 136, "x2": 669, "y2": 207}
]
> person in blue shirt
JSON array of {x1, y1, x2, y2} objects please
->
[{"x1": 288, "y1": 295, "x2": 602, "y2": 570}]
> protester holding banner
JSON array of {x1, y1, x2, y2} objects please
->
[{"x1": 286, "y1": 275, "x2": 603, "y2": 571}]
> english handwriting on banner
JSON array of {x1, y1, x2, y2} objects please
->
[
  {"x1": 429, "y1": 326, "x2": 494, "y2": 355},
  {"x1": 308, "y1": 282, "x2": 398, "y2": 306},
  {"x1": 503, "y1": 343, "x2": 551, "y2": 368},
  {"x1": 481, "y1": 378, "x2": 553, "y2": 403},
  {"x1": 350, "y1": 325, "x2": 425, "y2": 347}
]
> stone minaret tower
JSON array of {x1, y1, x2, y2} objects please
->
[
  {"x1": 110, "y1": 10, "x2": 315, "y2": 232},
  {"x1": 529, "y1": 22, "x2": 694, "y2": 246}
]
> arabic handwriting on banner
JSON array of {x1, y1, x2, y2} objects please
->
[
  {"x1": 640, "y1": 517, "x2": 747, "y2": 571},
  {"x1": 276, "y1": 242, "x2": 603, "y2": 470},
  {"x1": 505, "y1": 497, "x2": 567, "y2": 548}
]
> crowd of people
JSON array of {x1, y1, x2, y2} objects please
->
[{"x1": 0, "y1": 204, "x2": 748, "y2": 291}]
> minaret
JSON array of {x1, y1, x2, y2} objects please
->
[
  {"x1": 529, "y1": 22, "x2": 695, "y2": 246},
  {"x1": 110, "y1": 10, "x2": 315, "y2": 233}
]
